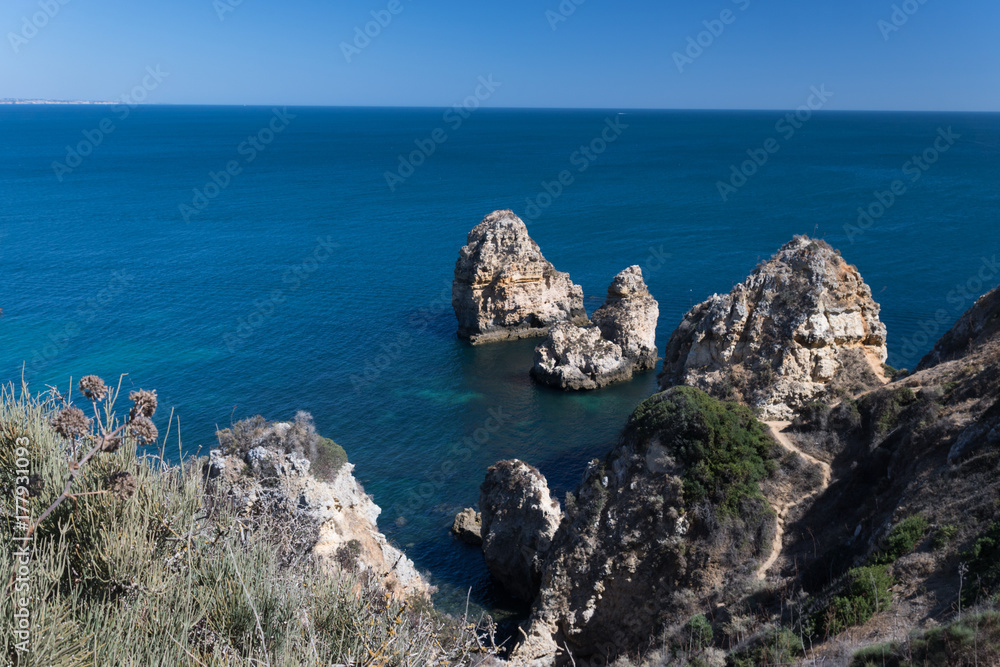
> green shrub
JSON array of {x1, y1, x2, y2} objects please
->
[
  {"x1": 817, "y1": 565, "x2": 894, "y2": 637},
  {"x1": 627, "y1": 386, "x2": 777, "y2": 517},
  {"x1": 849, "y1": 642, "x2": 899, "y2": 667},
  {"x1": 684, "y1": 614, "x2": 714, "y2": 652},
  {"x1": 871, "y1": 515, "x2": 928, "y2": 564},
  {"x1": 851, "y1": 611, "x2": 1000, "y2": 667},
  {"x1": 310, "y1": 436, "x2": 348, "y2": 480},
  {"x1": 963, "y1": 521, "x2": 1000, "y2": 606},
  {"x1": 728, "y1": 627, "x2": 804, "y2": 667},
  {"x1": 932, "y1": 524, "x2": 958, "y2": 550}
]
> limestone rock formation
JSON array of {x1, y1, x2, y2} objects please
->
[
  {"x1": 479, "y1": 459, "x2": 563, "y2": 602},
  {"x1": 450, "y1": 507, "x2": 483, "y2": 546},
  {"x1": 512, "y1": 387, "x2": 777, "y2": 664},
  {"x1": 453, "y1": 210, "x2": 587, "y2": 344},
  {"x1": 207, "y1": 415, "x2": 431, "y2": 599},
  {"x1": 531, "y1": 323, "x2": 632, "y2": 390},
  {"x1": 592, "y1": 265, "x2": 660, "y2": 370},
  {"x1": 659, "y1": 236, "x2": 888, "y2": 420},
  {"x1": 532, "y1": 266, "x2": 659, "y2": 390}
]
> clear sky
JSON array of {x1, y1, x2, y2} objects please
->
[{"x1": 2, "y1": 0, "x2": 998, "y2": 110}]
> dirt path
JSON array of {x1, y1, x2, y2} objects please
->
[{"x1": 756, "y1": 421, "x2": 833, "y2": 579}]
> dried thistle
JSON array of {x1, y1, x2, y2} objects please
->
[
  {"x1": 100, "y1": 435, "x2": 123, "y2": 453},
  {"x1": 128, "y1": 389, "x2": 158, "y2": 421},
  {"x1": 51, "y1": 407, "x2": 92, "y2": 439},
  {"x1": 79, "y1": 375, "x2": 108, "y2": 402},
  {"x1": 107, "y1": 471, "x2": 137, "y2": 500},
  {"x1": 128, "y1": 415, "x2": 158, "y2": 445}
]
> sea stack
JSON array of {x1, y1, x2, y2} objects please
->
[
  {"x1": 532, "y1": 265, "x2": 659, "y2": 390},
  {"x1": 452, "y1": 210, "x2": 587, "y2": 344},
  {"x1": 659, "y1": 236, "x2": 888, "y2": 420}
]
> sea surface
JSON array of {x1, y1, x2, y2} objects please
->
[{"x1": 1, "y1": 106, "x2": 998, "y2": 619}]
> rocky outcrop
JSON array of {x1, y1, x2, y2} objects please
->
[
  {"x1": 207, "y1": 414, "x2": 431, "y2": 599},
  {"x1": 451, "y1": 507, "x2": 483, "y2": 546},
  {"x1": 591, "y1": 265, "x2": 660, "y2": 370},
  {"x1": 453, "y1": 210, "x2": 587, "y2": 344},
  {"x1": 532, "y1": 266, "x2": 659, "y2": 390},
  {"x1": 512, "y1": 387, "x2": 778, "y2": 664},
  {"x1": 917, "y1": 285, "x2": 1000, "y2": 370},
  {"x1": 531, "y1": 323, "x2": 632, "y2": 390},
  {"x1": 659, "y1": 236, "x2": 888, "y2": 420},
  {"x1": 479, "y1": 460, "x2": 563, "y2": 602}
]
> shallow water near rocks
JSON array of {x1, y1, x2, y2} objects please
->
[{"x1": 1, "y1": 106, "x2": 998, "y2": 617}]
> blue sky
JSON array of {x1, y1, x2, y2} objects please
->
[{"x1": 2, "y1": 0, "x2": 998, "y2": 110}]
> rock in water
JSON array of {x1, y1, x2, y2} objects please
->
[
  {"x1": 659, "y1": 236, "x2": 888, "y2": 420},
  {"x1": 452, "y1": 210, "x2": 587, "y2": 344},
  {"x1": 479, "y1": 460, "x2": 563, "y2": 602},
  {"x1": 592, "y1": 265, "x2": 660, "y2": 370},
  {"x1": 450, "y1": 507, "x2": 483, "y2": 546},
  {"x1": 531, "y1": 323, "x2": 632, "y2": 390},
  {"x1": 532, "y1": 266, "x2": 659, "y2": 390}
]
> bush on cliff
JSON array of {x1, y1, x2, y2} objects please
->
[
  {"x1": 0, "y1": 380, "x2": 487, "y2": 666},
  {"x1": 626, "y1": 386, "x2": 778, "y2": 517}
]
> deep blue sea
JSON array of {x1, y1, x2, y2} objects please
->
[{"x1": 2, "y1": 106, "x2": 998, "y2": 617}]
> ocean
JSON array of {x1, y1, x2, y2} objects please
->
[{"x1": 1, "y1": 105, "x2": 998, "y2": 618}]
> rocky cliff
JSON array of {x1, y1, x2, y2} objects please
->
[
  {"x1": 511, "y1": 387, "x2": 780, "y2": 664},
  {"x1": 659, "y1": 236, "x2": 888, "y2": 420},
  {"x1": 479, "y1": 459, "x2": 563, "y2": 602},
  {"x1": 532, "y1": 266, "x2": 659, "y2": 390},
  {"x1": 453, "y1": 210, "x2": 588, "y2": 344},
  {"x1": 207, "y1": 414, "x2": 431, "y2": 599}
]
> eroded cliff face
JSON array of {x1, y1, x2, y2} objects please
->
[
  {"x1": 532, "y1": 266, "x2": 659, "y2": 390},
  {"x1": 512, "y1": 387, "x2": 779, "y2": 665},
  {"x1": 207, "y1": 417, "x2": 431, "y2": 600},
  {"x1": 453, "y1": 210, "x2": 588, "y2": 344},
  {"x1": 659, "y1": 236, "x2": 888, "y2": 420},
  {"x1": 479, "y1": 460, "x2": 563, "y2": 603}
]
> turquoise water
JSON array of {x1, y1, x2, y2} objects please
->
[{"x1": 1, "y1": 106, "x2": 998, "y2": 616}]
